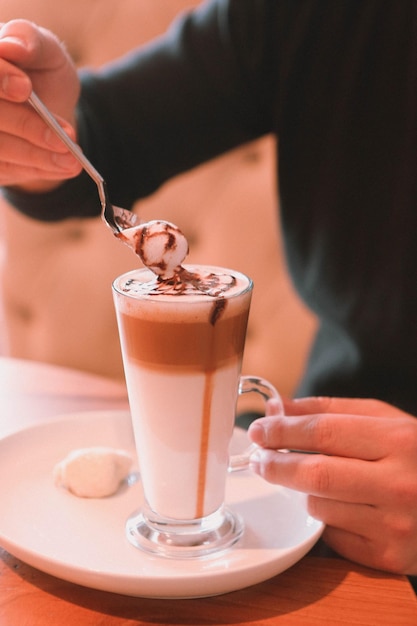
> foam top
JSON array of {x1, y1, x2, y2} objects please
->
[{"x1": 113, "y1": 265, "x2": 252, "y2": 321}]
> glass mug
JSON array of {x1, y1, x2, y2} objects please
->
[{"x1": 112, "y1": 265, "x2": 282, "y2": 559}]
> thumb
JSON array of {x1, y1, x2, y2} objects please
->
[
  {"x1": 0, "y1": 20, "x2": 65, "y2": 71},
  {"x1": 0, "y1": 20, "x2": 36, "y2": 64},
  {"x1": 0, "y1": 21, "x2": 36, "y2": 100}
]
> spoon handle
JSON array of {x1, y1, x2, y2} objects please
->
[
  {"x1": 27, "y1": 91, "x2": 137, "y2": 234},
  {"x1": 28, "y1": 92, "x2": 106, "y2": 199}
]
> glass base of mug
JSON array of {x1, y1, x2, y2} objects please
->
[{"x1": 126, "y1": 503, "x2": 244, "y2": 559}]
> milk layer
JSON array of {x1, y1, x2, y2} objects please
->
[{"x1": 124, "y1": 360, "x2": 240, "y2": 519}]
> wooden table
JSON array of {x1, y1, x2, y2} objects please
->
[{"x1": 0, "y1": 357, "x2": 416, "y2": 625}]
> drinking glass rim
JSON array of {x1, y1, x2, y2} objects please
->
[{"x1": 112, "y1": 264, "x2": 253, "y2": 302}]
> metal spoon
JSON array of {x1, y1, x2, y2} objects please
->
[{"x1": 28, "y1": 91, "x2": 137, "y2": 234}]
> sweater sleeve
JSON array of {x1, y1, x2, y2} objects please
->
[{"x1": 2, "y1": 0, "x2": 275, "y2": 221}]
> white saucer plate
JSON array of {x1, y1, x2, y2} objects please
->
[{"x1": 0, "y1": 410, "x2": 323, "y2": 598}]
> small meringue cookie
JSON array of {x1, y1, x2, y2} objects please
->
[{"x1": 53, "y1": 447, "x2": 133, "y2": 498}]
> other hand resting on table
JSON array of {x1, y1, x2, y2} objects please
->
[{"x1": 248, "y1": 397, "x2": 417, "y2": 576}]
